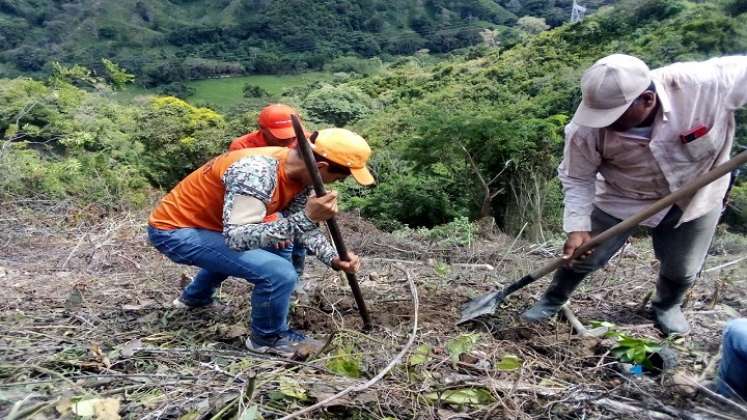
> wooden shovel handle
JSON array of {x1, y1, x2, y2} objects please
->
[{"x1": 291, "y1": 115, "x2": 372, "y2": 330}]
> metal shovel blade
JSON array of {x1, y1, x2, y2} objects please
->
[{"x1": 457, "y1": 290, "x2": 505, "y2": 325}]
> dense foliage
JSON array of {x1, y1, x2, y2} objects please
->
[
  {"x1": 0, "y1": 0, "x2": 613, "y2": 86},
  {"x1": 325, "y1": 0, "x2": 747, "y2": 235},
  {"x1": 0, "y1": 65, "x2": 232, "y2": 208}
]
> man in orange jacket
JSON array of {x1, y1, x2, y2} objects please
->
[
  {"x1": 228, "y1": 104, "x2": 310, "y2": 281},
  {"x1": 229, "y1": 103, "x2": 305, "y2": 150},
  {"x1": 148, "y1": 128, "x2": 375, "y2": 357}
]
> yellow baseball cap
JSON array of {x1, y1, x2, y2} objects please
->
[{"x1": 312, "y1": 128, "x2": 375, "y2": 186}]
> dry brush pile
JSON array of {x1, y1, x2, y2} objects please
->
[{"x1": 1, "y1": 201, "x2": 746, "y2": 419}]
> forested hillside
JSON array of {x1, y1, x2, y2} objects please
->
[
  {"x1": 337, "y1": 0, "x2": 747, "y2": 236},
  {"x1": 2, "y1": 0, "x2": 746, "y2": 237},
  {"x1": 0, "y1": 0, "x2": 613, "y2": 85}
]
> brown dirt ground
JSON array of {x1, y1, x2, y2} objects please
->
[{"x1": 1, "y1": 202, "x2": 746, "y2": 419}]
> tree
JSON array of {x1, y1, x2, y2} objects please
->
[
  {"x1": 242, "y1": 83, "x2": 270, "y2": 98},
  {"x1": 301, "y1": 84, "x2": 374, "y2": 126},
  {"x1": 101, "y1": 59, "x2": 134, "y2": 90},
  {"x1": 158, "y1": 82, "x2": 194, "y2": 99},
  {"x1": 517, "y1": 16, "x2": 550, "y2": 35}
]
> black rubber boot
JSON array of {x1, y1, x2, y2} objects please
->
[
  {"x1": 521, "y1": 268, "x2": 587, "y2": 322},
  {"x1": 651, "y1": 276, "x2": 693, "y2": 336}
]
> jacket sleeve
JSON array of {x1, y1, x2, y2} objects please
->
[
  {"x1": 709, "y1": 56, "x2": 747, "y2": 111},
  {"x1": 285, "y1": 188, "x2": 339, "y2": 266},
  {"x1": 221, "y1": 157, "x2": 337, "y2": 267},
  {"x1": 558, "y1": 123, "x2": 602, "y2": 233},
  {"x1": 221, "y1": 157, "x2": 316, "y2": 248}
]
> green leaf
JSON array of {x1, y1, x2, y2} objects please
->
[
  {"x1": 326, "y1": 347, "x2": 362, "y2": 378},
  {"x1": 495, "y1": 354, "x2": 522, "y2": 371},
  {"x1": 424, "y1": 387, "x2": 494, "y2": 406},
  {"x1": 277, "y1": 376, "x2": 308, "y2": 401},
  {"x1": 408, "y1": 344, "x2": 432, "y2": 366},
  {"x1": 446, "y1": 333, "x2": 480, "y2": 362},
  {"x1": 179, "y1": 411, "x2": 200, "y2": 420},
  {"x1": 239, "y1": 405, "x2": 260, "y2": 420}
]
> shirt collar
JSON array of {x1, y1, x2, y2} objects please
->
[{"x1": 652, "y1": 78, "x2": 671, "y2": 122}]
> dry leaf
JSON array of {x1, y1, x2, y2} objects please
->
[
  {"x1": 65, "y1": 287, "x2": 83, "y2": 310},
  {"x1": 90, "y1": 343, "x2": 111, "y2": 368},
  {"x1": 216, "y1": 323, "x2": 248, "y2": 339},
  {"x1": 55, "y1": 398, "x2": 72, "y2": 415},
  {"x1": 72, "y1": 398, "x2": 121, "y2": 419},
  {"x1": 118, "y1": 338, "x2": 143, "y2": 358}
]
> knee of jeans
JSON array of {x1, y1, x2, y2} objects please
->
[
  {"x1": 724, "y1": 319, "x2": 747, "y2": 352},
  {"x1": 259, "y1": 262, "x2": 297, "y2": 292}
]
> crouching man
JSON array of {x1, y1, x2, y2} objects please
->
[{"x1": 147, "y1": 128, "x2": 375, "y2": 356}]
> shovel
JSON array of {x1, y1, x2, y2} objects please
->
[
  {"x1": 290, "y1": 115, "x2": 373, "y2": 330},
  {"x1": 458, "y1": 149, "x2": 747, "y2": 325}
]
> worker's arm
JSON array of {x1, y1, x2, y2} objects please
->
[
  {"x1": 285, "y1": 190, "x2": 339, "y2": 266},
  {"x1": 221, "y1": 157, "x2": 321, "y2": 253},
  {"x1": 709, "y1": 56, "x2": 747, "y2": 111},
  {"x1": 558, "y1": 123, "x2": 602, "y2": 233}
]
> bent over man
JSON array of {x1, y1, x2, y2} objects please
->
[
  {"x1": 227, "y1": 104, "x2": 309, "y2": 279},
  {"x1": 148, "y1": 128, "x2": 375, "y2": 356},
  {"x1": 522, "y1": 54, "x2": 747, "y2": 335}
]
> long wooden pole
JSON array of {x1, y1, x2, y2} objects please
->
[
  {"x1": 290, "y1": 115, "x2": 372, "y2": 330},
  {"x1": 459, "y1": 149, "x2": 747, "y2": 324}
]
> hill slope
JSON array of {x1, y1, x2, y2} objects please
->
[{"x1": 331, "y1": 0, "x2": 747, "y2": 234}]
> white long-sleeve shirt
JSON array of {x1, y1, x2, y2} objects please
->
[{"x1": 559, "y1": 56, "x2": 747, "y2": 232}]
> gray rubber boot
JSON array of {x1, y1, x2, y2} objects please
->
[
  {"x1": 651, "y1": 276, "x2": 693, "y2": 336},
  {"x1": 521, "y1": 268, "x2": 586, "y2": 322}
]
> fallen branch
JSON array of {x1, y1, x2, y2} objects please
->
[
  {"x1": 366, "y1": 257, "x2": 494, "y2": 271},
  {"x1": 704, "y1": 255, "x2": 747, "y2": 273},
  {"x1": 679, "y1": 376, "x2": 747, "y2": 417},
  {"x1": 592, "y1": 398, "x2": 674, "y2": 419},
  {"x1": 280, "y1": 265, "x2": 419, "y2": 420},
  {"x1": 442, "y1": 373, "x2": 564, "y2": 396},
  {"x1": 60, "y1": 233, "x2": 88, "y2": 269}
]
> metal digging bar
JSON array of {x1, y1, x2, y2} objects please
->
[
  {"x1": 290, "y1": 114, "x2": 373, "y2": 330},
  {"x1": 458, "y1": 149, "x2": 747, "y2": 325}
]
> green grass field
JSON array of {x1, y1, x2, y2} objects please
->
[{"x1": 118, "y1": 72, "x2": 331, "y2": 109}]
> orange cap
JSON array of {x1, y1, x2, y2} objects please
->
[
  {"x1": 312, "y1": 128, "x2": 375, "y2": 186},
  {"x1": 258, "y1": 104, "x2": 299, "y2": 140}
]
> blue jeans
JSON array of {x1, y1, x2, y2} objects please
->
[
  {"x1": 718, "y1": 318, "x2": 747, "y2": 401},
  {"x1": 147, "y1": 226, "x2": 297, "y2": 337},
  {"x1": 291, "y1": 239, "x2": 306, "y2": 276}
]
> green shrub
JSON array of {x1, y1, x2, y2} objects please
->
[
  {"x1": 725, "y1": 183, "x2": 747, "y2": 232},
  {"x1": 301, "y1": 84, "x2": 375, "y2": 127},
  {"x1": 134, "y1": 96, "x2": 227, "y2": 188}
]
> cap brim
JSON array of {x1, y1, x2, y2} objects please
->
[
  {"x1": 350, "y1": 167, "x2": 375, "y2": 186},
  {"x1": 268, "y1": 126, "x2": 297, "y2": 140},
  {"x1": 572, "y1": 100, "x2": 632, "y2": 128}
]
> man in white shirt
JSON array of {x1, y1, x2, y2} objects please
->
[{"x1": 521, "y1": 54, "x2": 747, "y2": 335}]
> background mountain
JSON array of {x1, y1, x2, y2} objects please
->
[
  {"x1": 0, "y1": 0, "x2": 613, "y2": 85},
  {"x1": 1, "y1": 0, "x2": 745, "y2": 235}
]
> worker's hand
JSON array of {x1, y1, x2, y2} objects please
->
[
  {"x1": 331, "y1": 252, "x2": 361, "y2": 273},
  {"x1": 273, "y1": 240, "x2": 292, "y2": 249},
  {"x1": 562, "y1": 231, "x2": 593, "y2": 267},
  {"x1": 304, "y1": 191, "x2": 338, "y2": 223}
]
